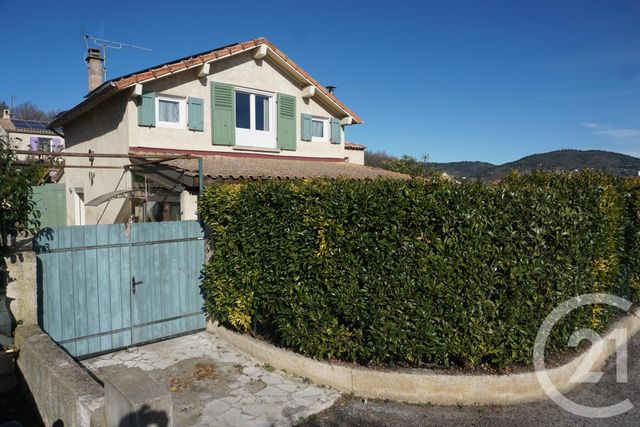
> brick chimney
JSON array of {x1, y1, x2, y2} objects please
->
[{"x1": 85, "y1": 48, "x2": 104, "y2": 92}]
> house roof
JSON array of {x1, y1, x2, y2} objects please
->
[
  {"x1": 50, "y1": 37, "x2": 362, "y2": 129},
  {"x1": 344, "y1": 141, "x2": 365, "y2": 151},
  {"x1": 1, "y1": 117, "x2": 60, "y2": 136},
  {"x1": 133, "y1": 154, "x2": 409, "y2": 182}
]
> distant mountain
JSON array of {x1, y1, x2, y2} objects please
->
[{"x1": 433, "y1": 150, "x2": 640, "y2": 180}]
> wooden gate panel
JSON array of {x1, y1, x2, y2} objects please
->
[
  {"x1": 37, "y1": 221, "x2": 204, "y2": 358},
  {"x1": 36, "y1": 224, "x2": 134, "y2": 357},
  {"x1": 130, "y1": 221, "x2": 205, "y2": 345}
]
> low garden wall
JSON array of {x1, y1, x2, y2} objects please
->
[
  {"x1": 199, "y1": 172, "x2": 640, "y2": 370},
  {"x1": 208, "y1": 307, "x2": 640, "y2": 405},
  {"x1": 3, "y1": 250, "x2": 38, "y2": 326},
  {"x1": 14, "y1": 324, "x2": 105, "y2": 427}
]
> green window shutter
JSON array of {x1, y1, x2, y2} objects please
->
[
  {"x1": 330, "y1": 118, "x2": 341, "y2": 144},
  {"x1": 300, "y1": 113, "x2": 312, "y2": 141},
  {"x1": 211, "y1": 82, "x2": 235, "y2": 145},
  {"x1": 277, "y1": 93, "x2": 296, "y2": 151},
  {"x1": 137, "y1": 92, "x2": 155, "y2": 127},
  {"x1": 187, "y1": 97, "x2": 204, "y2": 131}
]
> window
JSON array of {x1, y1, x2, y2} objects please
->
[
  {"x1": 37, "y1": 137, "x2": 52, "y2": 152},
  {"x1": 235, "y1": 91, "x2": 271, "y2": 132},
  {"x1": 255, "y1": 95, "x2": 270, "y2": 131},
  {"x1": 311, "y1": 117, "x2": 329, "y2": 142},
  {"x1": 156, "y1": 95, "x2": 186, "y2": 128},
  {"x1": 235, "y1": 92, "x2": 251, "y2": 129},
  {"x1": 234, "y1": 88, "x2": 275, "y2": 148}
]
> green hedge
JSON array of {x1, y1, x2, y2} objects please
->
[{"x1": 199, "y1": 171, "x2": 640, "y2": 368}]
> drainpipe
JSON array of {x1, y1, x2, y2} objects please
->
[
  {"x1": 197, "y1": 157, "x2": 203, "y2": 221},
  {"x1": 198, "y1": 158, "x2": 203, "y2": 196}
]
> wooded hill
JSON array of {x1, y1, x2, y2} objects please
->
[{"x1": 432, "y1": 149, "x2": 640, "y2": 180}]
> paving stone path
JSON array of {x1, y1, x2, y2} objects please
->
[{"x1": 83, "y1": 332, "x2": 340, "y2": 426}]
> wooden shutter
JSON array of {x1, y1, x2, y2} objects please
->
[
  {"x1": 187, "y1": 97, "x2": 204, "y2": 131},
  {"x1": 277, "y1": 93, "x2": 296, "y2": 151},
  {"x1": 300, "y1": 113, "x2": 312, "y2": 141},
  {"x1": 330, "y1": 118, "x2": 341, "y2": 144},
  {"x1": 211, "y1": 82, "x2": 235, "y2": 145},
  {"x1": 137, "y1": 92, "x2": 155, "y2": 127}
]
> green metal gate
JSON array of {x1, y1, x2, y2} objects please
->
[
  {"x1": 31, "y1": 183, "x2": 66, "y2": 228},
  {"x1": 34, "y1": 220, "x2": 206, "y2": 358}
]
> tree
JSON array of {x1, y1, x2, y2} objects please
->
[
  {"x1": 364, "y1": 150, "x2": 396, "y2": 169},
  {"x1": 11, "y1": 101, "x2": 62, "y2": 122},
  {"x1": 0, "y1": 100, "x2": 61, "y2": 122},
  {"x1": 366, "y1": 150, "x2": 440, "y2": 177},
  {"x1": 0, "y1": 135, "x2": 39, "y2": 250}
]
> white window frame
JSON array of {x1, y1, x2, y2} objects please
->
[
  {"x1": 155, "y1": 94, "x2": 186, "y2": 129},
  {"x1": 234, "y1": 86, "x2": 276, "y2": 148},
  {"x1": 311, "y1": 116, "x2": 329, "y2": 142},
  {"x1": 36, "y1": 137, "x2": 52, "y2": 152}
]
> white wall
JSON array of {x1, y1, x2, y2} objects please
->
[
  {"x1": 345, "y1": 149, "x2": 365, "y2": 165},
  {"x1": 6, "y1": 131, "x2": 64, "y2": 160},
  {"x1": 62, "y1": 91, "x2": 132, "y2": 225},
  {"x1": 130, "y1": 51, "x2": 353, "y2": 160},
  {"x1": 61, "y1": 49, "x2": 364, "y2": 225},
  {"x1": 180, "y1": 190, "x2": 198, "y2": 220}
]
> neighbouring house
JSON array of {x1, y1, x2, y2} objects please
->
[
  {"x1": 0, "y1": 109, "x2": 64, "y2": 159},
  {"x1": 50, "y1": 37, "x2": 407, "y2": 225}
]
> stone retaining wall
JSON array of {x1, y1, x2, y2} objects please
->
[{"x1": 3, "y1": 251, "x2": 37, "y2": 326}]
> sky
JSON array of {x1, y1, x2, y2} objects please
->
[{"x1": 1, "y1": 0, "x2": 639, "y2": 163}]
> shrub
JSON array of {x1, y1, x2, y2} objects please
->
[{"x1": 199, "y1": 171, "x2": 640, "y2": 368}]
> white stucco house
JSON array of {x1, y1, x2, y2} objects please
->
[
  {"x1": 50, "y1": 37, "x2": 405, "y2": 225},
  {"x1": 1, "y1": 109, "x2": 64, "y2": 159}
]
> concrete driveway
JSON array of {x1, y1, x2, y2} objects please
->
[
  {"x1": 82, "y1": 332, "x2": 339, "y2": 427},
  {"x1": 302, "y1": 330, "x2": 640, "y2": 426}
]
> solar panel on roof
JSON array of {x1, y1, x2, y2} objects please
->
[{"x1": 11, "y1": 119, "x2": 49, "y2": 130}]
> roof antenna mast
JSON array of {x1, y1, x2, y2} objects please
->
[{"x1": 83, "y1": 34, "x2": 152, "y2": 81}]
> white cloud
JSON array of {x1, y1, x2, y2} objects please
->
[
  {"x1": 595, "y1": 128, "x2": 640, "y2": 138},
  {"x1": 581, "y1": 121, "x2": 640, "y2": 139},
  {"x1": 580, "y1": 121, "x2": 603, "y2": 130}
]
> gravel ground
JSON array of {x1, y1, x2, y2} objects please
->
[{"x1": 301, "y1": 330, "x2": 640, "y2": 427}]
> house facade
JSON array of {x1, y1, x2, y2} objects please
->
[
  {"x1": 1, "y1": 109, "x2": 64, "y2": 158},
  {"x1": 51, "y1": 38, "x2": 404, "y2": 225}
]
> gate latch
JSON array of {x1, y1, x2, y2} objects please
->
[{"x1": 131, "y1": 276, "x2": 143, "y2": 294}]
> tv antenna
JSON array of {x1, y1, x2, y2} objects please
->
[{"x1": 83, "y1": 34, "x2": 152, "y2": 81}]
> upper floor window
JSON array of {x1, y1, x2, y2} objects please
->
[
  {"x1": 235, "y1": 91, "x2": 271, "y2": 132},
  {"x1": 235, "y1": 88, "x2": 275, "y2": 148},
  {"x1": 156, "y1": 95, "x2": 186, "y2": 128}
]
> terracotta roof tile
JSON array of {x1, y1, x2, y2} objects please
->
[
  {"x1": 345, "y1": 141, "x2": 366, "y2": 151},
  {"x1": 143, "y1": 155, "x2": 408, "y2": 181},
  {"x1": 111, "y1": 37, "x2": 362, "y2": 124}
]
